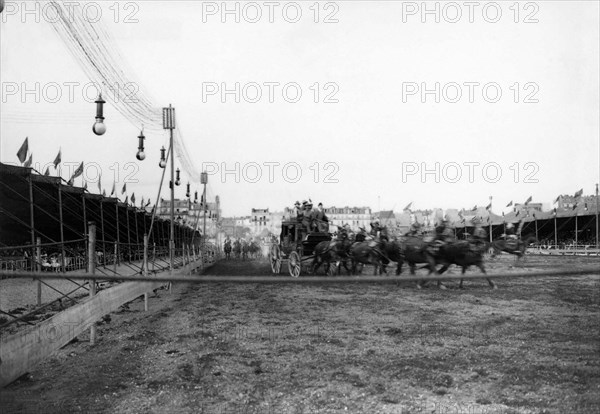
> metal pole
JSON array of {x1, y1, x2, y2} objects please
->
[
  {"x1": 36, "y1": 237, "x2": 41, "y2": 306},
  {"x1": 575, "y1": 212, "x2": 578, "y2": 253},
  {"x1": 203, "y1": 183, "x2": 207, "y2": 245},
  {"x1": 115, "y1": 201, "x2": 120, "y2": 266},
  {"x1": 125, "y1": 204, "x2": 131, "y2": 263},
  {"x1": 87, "y1": 221, "x2": 97, "y2": 344},
  {"x1": 58, "y1": 181, "x2": 66, "y2": 273},
  {"x1": 489, "y1": 196, "x2": 492, "y2": 243},
  {"x1": 100, "y1": 199, "x2": 106, "y2": 268},
  {"x1": 554, "y1": 214, "x2": 558, "y2": 248},
  {"x1": 169, "y1": 109, "x2": 175, "y2": 279},
  {"x1": 27, "y1": 174, "x2": 36, "y2": 273},
  {"x1": 134, "y1": 206, "x2": 140, "y2": 262},
  {"x1": 596, "y1": 184, "x2": 600, "y2": 249},
  {"x1": 143, "y1": 234, "x2": 149, "y2": 311},
  {"x1": 82, "y1": 194, "x2": 87, "y2": 272}
]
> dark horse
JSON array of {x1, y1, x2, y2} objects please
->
[
  {"x1": 312, "y1": 229, "x2": 352, "y2": 275},
  {"x1": 396, "y1": 234, "x2": 439, "y2": 287},
  {"x1": 491, "y1": 234, "x2": 538, "y2": 258},
  {"x1": 349, "y1": 226, "x2": 393, "y2": 275},
  {"x1": 436, "y1": 239, "x2": 496, "y2": 289},
  {"x1": 224, "y1": 241, "x2": 232, "y2": 259}
]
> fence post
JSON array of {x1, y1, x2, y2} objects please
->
[
  {"x1": 36, "y1": 237, "x2": 42, "y2": 306},
  {"x1": 88, "y1": 221, "x2": 97, "y2": 344},
  {"x1": 114, "y1": 242, "x2": 118, "y2": 275},
  {"x1": 152, "y1": 242, "x2": 156, "y2": 272},
  {"x1": 143, "y1": 234, "x2": 149, "y2": 312}
]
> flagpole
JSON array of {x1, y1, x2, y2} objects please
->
[
  {"x1": 596, "y1": 184, "x2": 600, "y2": 249},
  {"x1": 554, "y1": 210, "x2": 557, "y2": 248},
  {"x1": 489, "y1": 196, "x2": 492, "y2": 243}
]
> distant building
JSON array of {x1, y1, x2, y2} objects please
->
[
  {"x1": 557, "y1": 195, "x2": 598, "y2": 211},
  {"x1": 157, "y1": 197, "x2": 221, "y2": 236},
  {"x1": 251, "y1": 208, "x2": 269, "y2": 235},
  {"x1": 324, "y1": 206, "x2": 372, "y2": 231}
]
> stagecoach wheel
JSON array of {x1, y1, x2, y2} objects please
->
[{"x1": 288, "y1": 251, "x2": 301, "y2": 278}]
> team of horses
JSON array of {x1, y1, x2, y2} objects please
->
[
  {"x1": 224, "y1": 239, "x2": 262, "y2": 260},
  {"x1": 311, "y1": 227, "x2": 538, "y2": 289}
]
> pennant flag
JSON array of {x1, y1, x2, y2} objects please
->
[
  {"x1": 485, "y1": 203, "x2": 491, "y2": 210},
  {"x1": 145, "y1": 199, "x2": 151, "y2": 207},
  {"x1": 110, "y1": 182, "x2": 116, "y2": 196},
  {"x1": 44, "y1": 167, "x2": 50, "y2": 176},
  {"x1": 553, "y1": 196, "x2": 560, "y2": 204},
  {"x1": 121, "y1": 182, "x2": 127, "y2": 195},
  {"x1": 97, "y1": 175, "x2": 102, "y2": 192},
  {"x1": 131, "y1": 193, "x2": 136, "y2": 205},
  {"x1": 102, "y1": 189, "x2": 106, "y2": 197},
  {"x1": 24, "y1": 154, "x2": 33, "y2": 168},
  {"x1": 572, "y1": 203, "x2": 577, "y2": 211},
  {"x1": 53, "y1": 149, "x2": 62, "y2": 168},
  {"x1": 124, "y1": 196, "x2": 129, "y2": 205},
  {"x1": 506, "y1": 200, "x2": 513, "y2": 208},
  {"x1": 403, "y1": 202, "x2": 413, "y2": 212},
  {"x1": 524, "y1": 196, "x2": 532, "y2": 205},
  {"x1": 16, "y1": 137, "x2": 28, "y2": 163},
  {"x1": 70, "y1": 162, "x2": 84, "y2": 180},
  {"x1": 67, "y1": 178, "x2": 74, "y2": 186},
  {"x1": 574, "y1": 188, "x2": 583, "y2": 198},
  {"x1": 83, "y1": 178, "x2": 88, "y2": 190},
  {"x1": 141, "y1": 197, "x2": 144, "y2": 207}
]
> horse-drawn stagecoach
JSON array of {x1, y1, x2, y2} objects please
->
[{"x1": 269, "y1": 219, "x2": 331, "y2": 277}]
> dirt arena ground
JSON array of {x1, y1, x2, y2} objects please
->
[{"x1": 1, "y1": 255, "x2": 599, "y2": 414}]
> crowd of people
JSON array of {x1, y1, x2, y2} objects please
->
[{"x1": 292, "y1": 200, "x2": 330, "y2": 236}]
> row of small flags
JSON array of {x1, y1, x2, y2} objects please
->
[{"x1": 16, "y1": 137, "x2": 154, "y2": 209}]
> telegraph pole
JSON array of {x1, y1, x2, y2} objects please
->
[
  {"x1": 201, "y1": 172, "x2": 208, "y2": 246},
  {"x1": 163, "y1": 105, "x2": 176, "y2": 275}
]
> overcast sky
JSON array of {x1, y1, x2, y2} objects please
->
[{"x1": 1, "y1": 1, "x2": 598, "y2": 217}]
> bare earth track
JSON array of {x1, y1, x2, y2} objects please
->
[{"x1": 1, "y1": 255, "x2": 599, "y2": 414}]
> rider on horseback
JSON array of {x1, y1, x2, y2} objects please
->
[
  {"x1": 469, "y1": 218, "x2": 488, "y2": 253},
  {"x1": 405, "y1": 221, "x2": 422, "y2": 237}
]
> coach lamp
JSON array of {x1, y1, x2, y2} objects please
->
[
  {"x1": 159, "y1": 146, "x2": 167, "y2": 168},
  {"x1": 186, "y1": 183, "x2": 191, "y2": 198},
  {"x1": 136, "y1": 129, "x2": 146, "y2": 161},
  {"x1": 92, "y1": 93, "x2": 106, "y2": 136},
  {"x1": 175, "y1": 168, "x2": 181, "y2": 186}
]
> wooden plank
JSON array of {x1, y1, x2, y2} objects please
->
[
  {"x1": 0, "y1": 280, "x2": 162, "y2": 388},
  {"x1": 1, "y1": 266, "x2": 598, "y2": 285}
]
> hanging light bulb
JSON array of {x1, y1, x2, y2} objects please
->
[
  {"x1": 175, "y1": 168, "x2": 181, "y2": 186},
  {"x1": 194, "y1": 191, "x2": 198, "y2": 204},
  {"x1": 92, "y1": 93, "x2": 106, "y2": 136},
  {"x1": 186, "y1": 182, "x2": 191, "y2": 198},
  {"x1": 159, "y1": 146, "x2": 166, "y2": 168},
  {"x1": 136, "y1": 129, "x2": 146, "y2": 161}
]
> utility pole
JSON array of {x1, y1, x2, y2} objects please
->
[
  {"x1": 201, "y1": 172, "x2": 208, "y2": 246},
  {"x1": 163, "y1": 105, "x2": 176, "y2": 276}
]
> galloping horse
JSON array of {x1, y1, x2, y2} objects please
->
[
  {"x1": 397, "y1": 235, "x2": 438, "y2": 278},
  {"x1": 436, "y1": 238, "x2": 496, "y2": 289},
  {"x1": 491, "y1": 234, "x2": 538, "y2": 258},
  {"x1": 312, "y1": 229, "x2": 353, "y2": 275},
  {"x1": 349, "y1": 226, "x2": 392, "y2": 275},
  {"x1": 224, "y1": 240, "x2": 232, "y2": 259},
  {"x1": 233, "y1": 240, "x2": 241, "y2": 259}
]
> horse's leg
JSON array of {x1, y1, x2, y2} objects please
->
[
  {"x1": 459, "y1": 267, "x2": 466, "y2": 289},
  {"x1": 479, "y1": 263, "x2": 496, "y2": 289}
]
